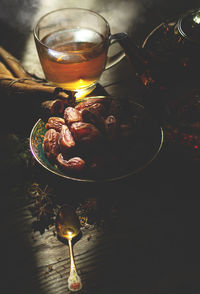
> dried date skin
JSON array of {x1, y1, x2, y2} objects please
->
[
  {"x1": 87, "y1": 103, "x2": 106, "y2": 116},
  {"x1": 43, "y1": 129, "x2": 60, "y2": 160},
  {"x1": 64, "y1": 107, "x2": 82, "y2": 126},
  {"x1": 57, "y1": 153, "x2": 85, "y2": 172},
  {"x1": 58, "y1": 125, "x2": 75, "y2": 152},
  {"x1": 45, "y1": 117, "x2": 66, "y2": 132},
  {"x1": 105, "y1": 115, "x2": 118, "y2": 141},
  {"x1": 75, "y1": 98, "x2": 111, "y2": 112},
  {"x1": 70, "y1": 122, "x2": 102, "y2": 144},
  {"x1": 75, "y1": 98, "x2": 103, "y2": 111},
  {"x1": 82, "y1": 107, "x2": 105, "y2": 132},
  {"x1": 41, "y1": 99, "x2": 70, "y2": 116}
]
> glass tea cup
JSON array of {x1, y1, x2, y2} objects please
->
[{"x1": 33, "y1": 8, "x2": 125, "y2": 98}]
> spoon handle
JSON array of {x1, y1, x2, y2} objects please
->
[{"x1": 68, "y1": 238, "x2": 82, "y2": 292}]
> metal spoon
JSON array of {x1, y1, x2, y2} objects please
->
[{"x1": 56, "y1": 204, "x2": 82, "y2": 292}]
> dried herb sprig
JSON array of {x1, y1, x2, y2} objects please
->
[
  {"x1": 76, "y1": 198, "x2": 99, "y2": 227},
  {"x1": 27, "y1": 183, "x2": 59, "y2": 234}
]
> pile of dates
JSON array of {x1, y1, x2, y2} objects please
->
[{"x1": 42, "y1": 97, "x2": 143, "y2": 178}]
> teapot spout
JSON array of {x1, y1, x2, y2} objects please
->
[
  {"x1": 110, "y1": 32, "x2": 170, "y2": 124},
  {"x1": 110, "y1": 32, "x2": 150, "y2": 75},
  {"x1": 110, "y1": 32, "x2": 176, "y2": 92}
]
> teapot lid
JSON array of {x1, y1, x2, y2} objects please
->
[{"x1": 177, "y1": 8, "x2": 200, "y2": 44}]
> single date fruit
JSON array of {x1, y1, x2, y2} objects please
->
[
  {"x1": 56, "y1": 154, "x2": 85, "y2": 172},
  {"x1": 58, "y1": 125, "x2": 75, "y2": 152},
  {"x1": 82, "y1": 106, "x2": 105, "y2": 132},
  {"x1": 70, "y1": 122, "x2": 102, "y2": 144},
  {"x1": 75, "y1": 98, "x2": 110, "y2": 112},
  {"x1": 87, "y1": 102, "x2": 106, "y2": 116},
  {"x1": 43, "y1": 129, "x2": 60, "y2": 160},
  {"x1": 45, "y1": 117, "x2": 66, "y2": 132},
  {"x1": 64, "y1": 107, "x2": 82, "y2": 125}
]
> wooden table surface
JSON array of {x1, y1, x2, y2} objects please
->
[{"x1": 1, "y1": 1, "x2": 200, "y2": 293}]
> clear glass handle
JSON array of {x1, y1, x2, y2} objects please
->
[{"x1": 105, "y1": 34, "x2": 126, "y2": 70}]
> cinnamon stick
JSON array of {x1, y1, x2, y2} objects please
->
[
  {"x1": 0, "y1": 78, "x2": 69, "y2": 100},
  {"x1": 0, "y1": 61, "x2": 14, "y2": 78},
  {"x1": 0, "y1": 46, "x2": 31, "y2": 79}
]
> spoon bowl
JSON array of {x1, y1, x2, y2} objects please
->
[{"x1": 56, "y1": 205, "x2": 81, "y2": 240}]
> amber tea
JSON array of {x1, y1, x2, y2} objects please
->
[
  {"x1": 34, "y1": 8, "x2": 125, "y2": 98},
  {"x1": 37, "y1": 29, "x2": 107, "y2": 96}
]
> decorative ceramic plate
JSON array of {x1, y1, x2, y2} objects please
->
[{"x1": 30, "y1": 97, "x2": 163, "y2": 183}]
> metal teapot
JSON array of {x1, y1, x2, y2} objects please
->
[{"x1": 111, "y1": 8, "x2": 200, "y2": 91}]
